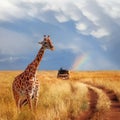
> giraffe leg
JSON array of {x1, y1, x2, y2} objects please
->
[
  {"x1": 20, "y1": 98, "x2": 27, "y2": 108},
  {"x1": 13, "y1": 90, "x2": 21, "y2": 112},
  {"x1": 33, "y1": 91, "x2": 39, "y2": 111},
  {"x1": 33, "y1": 80, "x2": 40, "y2": 111},
  {"x1": 26, "y1": 91, "x2": 33, "y2": 111}
]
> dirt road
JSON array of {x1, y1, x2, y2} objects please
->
[{"x1": 79, "y1": 83, "x2": 120, "y2": 120}]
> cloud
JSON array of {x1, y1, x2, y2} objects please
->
[
  {"x1": 0, "y1": 27, "x2": 35, "y2": 55},
  {"x1": 56, "y1": 43, "x2": 80, "y2": 54},
  {"x1": 76, "y1": 23, "x2": 87, "y2": 31},
  {"x1": 0, "y1": 56, "x2": 26, "y2": 63},
  {"x1": 91, "y1": 28, "x2": 109, "y2": 38},
  {"x1": 97, "y1": 0, "x2": 120, "y2": 19},
  {"x1": 0, "y1": 0, "x2": 119, "y2": 37},
  {"x1": 0, "y1": 1, "x2": 25, "y2": 22},
  {"x1": 0, "y1": 0, "x2": 120, "y2": 70}
]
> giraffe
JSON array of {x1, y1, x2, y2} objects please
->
[{"x1": 12, "y1": 35, "x2": 54, "y2": 111}]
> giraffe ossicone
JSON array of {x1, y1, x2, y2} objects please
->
[{"x1": 12, "y1": 35, "x2": 54, "y2": 111}]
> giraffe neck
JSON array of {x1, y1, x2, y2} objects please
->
[
  {"x1": 33, "y1": 46, "x2": 45, "y2": 67},
  {"x1": 25, "y1": 46, "x2": 45, "y2": 75}
]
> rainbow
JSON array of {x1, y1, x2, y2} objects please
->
[{"x1": 71, "y1": 53, "x2": 90, "y2": 70}]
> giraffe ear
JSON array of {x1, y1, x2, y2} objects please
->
[{"x1": 44, "y1": 35, "x2": 47, "y2": 40}]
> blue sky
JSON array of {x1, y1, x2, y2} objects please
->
[{"x1": 0, "y1": 0, "x2": 120, "y2": 70}]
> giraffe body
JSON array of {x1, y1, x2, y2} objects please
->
[{"x1": 12, "y1": 35, "x2": 54, "y2": 111}]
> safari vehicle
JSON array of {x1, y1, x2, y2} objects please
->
[{"x1": 57, "y1": 68, "x2": 69, "y2": 80}]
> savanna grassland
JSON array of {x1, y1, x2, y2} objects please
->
[
  {"x1": 71, "y1": 71, "x2": 120, "y2": 100},
  {"x1": 0, "y1": 71, "x2": 120, "y2": 120}
]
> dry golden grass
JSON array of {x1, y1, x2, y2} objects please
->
[
  {"x1": 70, "y1": 71, "x2": 120, "y2": 100},
  {"x1": 70, "y1": 71, "x2": 120, "y2": 120},
  {"x1": 0, "y1": 71, "x2": 89, "y2": 120},
  {"x1": 0, "y1": 70, "x2": 120, "y2": 120}
]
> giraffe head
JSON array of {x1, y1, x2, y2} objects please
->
[{"x1": 39, "y1": 35, "x2": 54, "y2": 50}]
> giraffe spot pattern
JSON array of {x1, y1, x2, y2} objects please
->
[{"x1": 12, "y1": 36, "x2": 54, "y2": 110}]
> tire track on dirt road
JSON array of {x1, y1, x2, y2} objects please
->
[
  {"x1": 81, "y1": 83, "x2": 120, "y2": 120},
  {"x1": 97, "y1": 86, "x2": 120, "y2": 120},
  {"x1": 77, "y1": 87, "x2": 98, "y2": 120}
]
